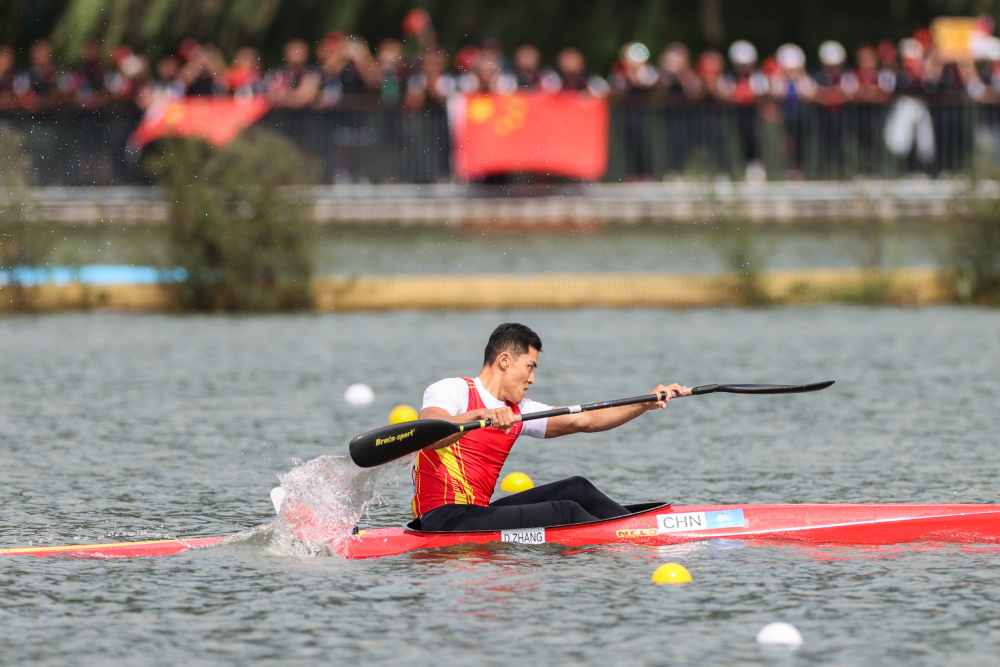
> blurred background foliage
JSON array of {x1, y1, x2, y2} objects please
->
[
  {"x1": 146, "y1": 128, "x2": 317, "y2": 312},
  {"x1": 5, "y1": 0, "x2": 1000, "y2": 73}
]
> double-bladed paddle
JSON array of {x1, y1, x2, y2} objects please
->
[{"x1": 348, "y1": 380, "x2": 833, "y2": 468}]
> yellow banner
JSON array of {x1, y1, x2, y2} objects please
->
[{"x1": 931, "y1": 17, "x2": 978, "y2": 60}]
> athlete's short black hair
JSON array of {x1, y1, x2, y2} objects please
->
[{"x1": 483, "y1": 323, "x2": 542, "y2": 366}]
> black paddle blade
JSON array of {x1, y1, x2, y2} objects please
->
[
  {"x1": 691, "y1": 380, "x2": 834, "y2": 395},
  {"x1": 349, "y1": 419, "x2": 460, "y2": 468}
]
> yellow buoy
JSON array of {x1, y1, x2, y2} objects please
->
[
  {"x1": 500, "y1": 472, "x2": 534, "y2": 493},
  {"x1": 651, "y1": 562, "x2": 692, "y2": 584},
  {"x1": 388, "y1": 405, "x2": 419, "y2": 424}
]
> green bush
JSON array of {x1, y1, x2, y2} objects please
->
[
  {"x1": 716, "y1": 218, "x2": 771, "y2": 307},
  {"x1": 950, "y1": 180, "x2": 1000, "y2": 305},
  {"x1": 0, "y1": 123, "x2": 52, "y2": 309},
  {"x1": 148, "y1": 129, "x2": 317, "y2": 312}
]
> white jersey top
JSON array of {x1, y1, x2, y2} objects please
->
[{"x1": 421, "y1": 376, "x2": 552, "y2": 439}]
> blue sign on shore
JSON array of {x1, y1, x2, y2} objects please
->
[{"x1": 0, "y1": 266, "x2": 187, "y2": 286}]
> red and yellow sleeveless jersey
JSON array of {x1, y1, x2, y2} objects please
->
[{"x1": 411, "y1": 377, "x2": 523, "y2": 518}]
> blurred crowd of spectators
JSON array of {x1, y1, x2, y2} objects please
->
[{"x1": 3, "y1": 11, "x2": 1000, "y2": 115}]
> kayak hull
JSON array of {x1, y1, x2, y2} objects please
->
[
  {"x1": 6, "y1": 503, "x2": 1000, "y2": 559},
  {"x1": 336, "y1": 503, "x2": 1000, "y2": 558}
]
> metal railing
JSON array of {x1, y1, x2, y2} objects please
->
[{"x1": 2, "y1": 102, "x2": 998, "y2": 186}]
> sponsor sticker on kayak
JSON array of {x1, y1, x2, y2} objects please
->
[
  {"x1": 655, "y1": 509, "x2": 746, "y2": 533},
  {"x1": 501, "y1": 528, "x2": 546, "y2": 544}
]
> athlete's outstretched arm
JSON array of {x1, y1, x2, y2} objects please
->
[{"x1": 543, "y1": 383, "x2": 689, "y2": 438}]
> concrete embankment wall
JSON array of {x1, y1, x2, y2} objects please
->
[
  {"x1": 29, "y1": 180, "x2": 987, "y2": 225},
  {"x1": 0, "y1": 268, "x2": 954, "y2": 312}
]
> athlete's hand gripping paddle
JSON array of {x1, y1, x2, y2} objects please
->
[{"x1": 348, "y1": 381, "x2": 834, "y2": 468}]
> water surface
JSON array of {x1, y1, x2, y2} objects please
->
[{"x1": 2, "y1": 308, "x2": 1000, "y2": 664}]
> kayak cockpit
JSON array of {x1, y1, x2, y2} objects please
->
[{"x1": 402, "y1": 501, "x2": 671, "y2": 534}]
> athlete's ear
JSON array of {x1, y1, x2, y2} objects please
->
[{"x1": 499, "y1": 352, "x2": 509, "y2": 370}]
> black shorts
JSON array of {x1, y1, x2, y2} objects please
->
[{"x1": 420, "y1": 476, "x2": 629, "y2": 532}]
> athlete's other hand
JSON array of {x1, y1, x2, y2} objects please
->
[{"x1": 651, "y1": 383, "x2": 690, "y2": 408}]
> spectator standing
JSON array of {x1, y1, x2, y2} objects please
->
[
  {"x1": 108, "y1": 46, "x2": 151, "y2": 110},
  {"x1": 655, "y1": 42, "x2": 703, "y2": 174},
  {"x1": 15, "y1": 40, "x2": 61, "y2": 112},
  {"x1": 695, "y1": 49, "x2": 728, "y2": 102},
  {"x1": 267, "y1": 39, "x2": 321, "y2": 108},
  {"x1": 854, "y1": 44, "x2": 892, "y2": 172},
  {"x1": 770, "y1": 43, "x2": 816, "y2": 178},
  {"x1": 315, "y1": 34, "x2": 378, "y2": 108},
  {"x1": 854, "y1": 44, "x2": 893, "y2": 104},
  {"x1": 139, "y1": 55, "x2": 185, "y2": 110},
  {"x1": 726, "y1": 39, "x2": 767, "y2": 182},
  {"x1": 895, "y1": 37, "x2": 928, "y2": 95},
  {"x1": 656, "y1": 43, "x2": 703, "y2": 104},
  {"x1": 885, "y1": 37, "x2": 936, "y2": 169},
  {"x1": 65, "y1": 40, "x2": 110, "y2": 109},
  {"x1": 226, "y1": 46, "x2": 264, "y2": 99},
  {"x1": 177, "y1": 42, "x2": 226, "y2": 96},
  {"x1": 610, "y1": 41, "x2": 658, "y2": 179},
  {"x1": 405, "y1": 46, "x2": 455, "y2": 110},
  {"x1": 813, "y1": 40, "x2": 853, "y2": 178},
  {"x1": 556, "y1": 47, "x2": 587, "y2": 91},
  {"x1": 375, "y1": 38, "x2": 411, "y2": 105},
  {"x1": 555, "y1": 47, "x2": 608, "y2": 96},
  {"x1": 513, "y1": 44, "x2": 558, "y2": 92}
]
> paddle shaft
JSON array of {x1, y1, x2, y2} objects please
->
[
  {"x1": 348, "y1": 380, "x2": 834, "y2": 468},
  {"x1": 460, "y1": 391, "x2": 667, "y2": 431},
  {"x1": 462, "y1": 380, "x2": 834, "y2": 429}
]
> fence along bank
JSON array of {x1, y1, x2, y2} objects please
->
[{"x1": 2, "y1": 100, "x2": 999, "y2": 186}]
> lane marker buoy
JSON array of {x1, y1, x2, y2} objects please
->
[
  {"x1": 651, "y1": 562, "x2": 692, "y2": 584},
  {"x1": 756, "y1": 622, "x2": 803, "y2": 646},
  {"x1": 389, "y1": 405, "x2": 418, "y2": 424},
  {"x1": 501, "y1": 472, "x2": 534, "y2": 493},
  {"x1": 344, "y1": 383, "x2": 375, "y2": 406}
]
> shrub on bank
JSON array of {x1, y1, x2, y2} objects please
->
[
  {"x1": 0, "y1": 124, "x2": 52, "y2": 310},
  {"x1": 147, "y1": 129, "x2": 317, "y2": 312},
  {"x1": 951, "y1": 179, "x2": 1000, "y2": 305}
]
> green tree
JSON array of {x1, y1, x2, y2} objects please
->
[{"x1": 11, "y1": 0, "x2": 1000, "y2": 72}]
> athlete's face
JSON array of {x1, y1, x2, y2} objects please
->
[{"x1": 501, "y1": 346, "x2": 539, "y2": 404}]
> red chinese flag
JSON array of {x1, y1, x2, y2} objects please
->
[
  {"x1": 128, "y1": 96, "x2": 271, "y2": 152},
  {"x1": 449, "y1": 92, "x2": 609, "y2": 181}
]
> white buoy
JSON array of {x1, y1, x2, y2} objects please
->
[
  {"x1": 344, "y1": 383, "x2": 375, "y2": 406},
  {"x1": 756, "y1": 622, "x2": 803, "y2": 646}
]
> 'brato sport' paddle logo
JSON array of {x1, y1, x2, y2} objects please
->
[
  {"x1": 374, "y1": 428, "x2": 416, "y2": 447},
  {"x1": 655, "y1": 510, "x2": 745, "y2": 533}
]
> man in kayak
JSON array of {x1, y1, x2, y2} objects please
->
[{"x1": 413, "y1": 322, "x2": 690, "y2": 531}]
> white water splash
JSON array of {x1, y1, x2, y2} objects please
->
[{"x1": 270, "y1": 454, "x2": 411, "y2": 557}]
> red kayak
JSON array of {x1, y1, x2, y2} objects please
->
[
  {"x1": 7, "y1": 502, "x2": 1000, "y2": 559},
  {"x1": 334, "y1": 502, "x2": 1000, "y2": 558}
]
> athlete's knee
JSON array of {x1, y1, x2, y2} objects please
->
[
  {"x1": 551, "y1": 499, "x2": 593, "y2": 524},
  {"x1": 563, "y1": 476, "x2": 599, "y2": 494}
]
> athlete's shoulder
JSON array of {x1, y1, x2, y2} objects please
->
[
  {"x1": 422, "y1": 377, "x2": 473, "y2": 414},
  {"x1": 424, "y1": 377, "x2": 472, "y2": 393}
]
